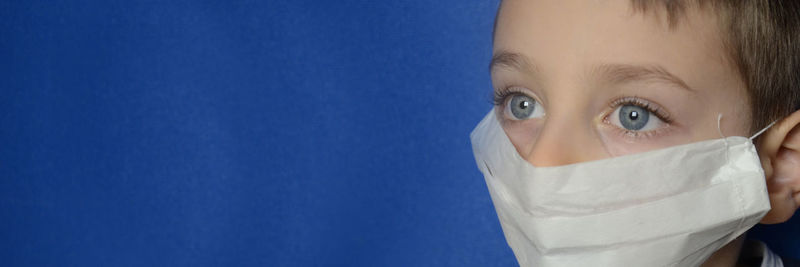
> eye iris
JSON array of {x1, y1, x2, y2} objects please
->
[
  {"x1": 510, "y1": 95, "x2": 535, "y2": 119},
  {"x1": 619, "y1": 105, "x2": 649, "y2": 130}
]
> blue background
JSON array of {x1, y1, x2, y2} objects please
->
[{"x1": 1, "y1": 1, "x2": 797, "y2": 266}]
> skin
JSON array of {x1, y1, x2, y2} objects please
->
[{"x1": 491, "y1": 0, "x2": 800, "y2": 266}]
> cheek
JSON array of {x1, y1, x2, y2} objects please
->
[
  {"x1": 591, "y1": 118, "x2": 695, "y2": 156},
  {"x1": 596, "y1": 128, "x2": 692, "y2": 156},
  {"x1": 500, "y1": 119, "x2": 542, "y2": 158},
  {"x1": 700, "y1": 86, "x2": 751, "y2": 138}
]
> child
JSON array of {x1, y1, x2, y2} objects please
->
[{"x1": 475, "y1": 0, "x2": 800, "y2": 266}]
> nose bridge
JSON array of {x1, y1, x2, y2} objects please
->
[{"x1": 524, "y1": 107, "x2": 605, "y2": 167}]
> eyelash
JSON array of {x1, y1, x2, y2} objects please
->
[
  {"x1": 492, "y1": 87, "x2": 529, "y2": 106},
  {"x1": 604, "y1": 96, "x2": 675, "y2": 140},
  {"x1": 492, "y1": 87, "x2": 674, "y2": 127},
  {"x1": 608, "y1": 96, "x2": 673, "y2": 124}
]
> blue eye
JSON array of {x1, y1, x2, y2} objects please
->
[
  {"x1": 619, "y1": 104, "x2": 649, "y2": 130},
  {"x1": 608, "y1": 101, "x2": 667, "y2": 132},
  {"x1": 506, "y1": 94, "x2": 544, "y2": 120}
]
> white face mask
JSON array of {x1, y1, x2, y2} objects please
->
[{"x1": 470, "y1": 110, "x2": 772, "y2": 267}]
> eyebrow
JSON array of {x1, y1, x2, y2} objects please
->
[
  {"x1": 489, "y1": 51, "x2": 695, "y2": 93},
  {"x1": 595, "y1": 63, "x2": 695, "y2": 92},
  {"x1": 490, "y1": 51, "x2": 537, "y2": 74}
]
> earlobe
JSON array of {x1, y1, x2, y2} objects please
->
[{"x1": 756, "y1": 110, "x2": 800, "y2": 224}]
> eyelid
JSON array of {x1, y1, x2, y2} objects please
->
[
  {"x1": 493, "y1": 86, "x2": 541, "y2": 107},
  {"x1": 602, "y1": 96, "x2": 676, "y2": 141},
  {"x1": 607, "y1": 96, "x2": 673, "y2": 124}
]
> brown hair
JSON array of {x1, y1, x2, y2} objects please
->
[{"x1": 630, "y1": 0, "x2": 800, "y2": 132}]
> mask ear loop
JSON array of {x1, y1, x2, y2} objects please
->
[{"x1": 750, "y1": 120, "x2": 777, "y2": 140}]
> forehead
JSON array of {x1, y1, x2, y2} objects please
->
[{"x1": 492, "y1": 0, "x2": 736, "y2": 90}]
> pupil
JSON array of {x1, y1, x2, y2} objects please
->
[
  {"x1": 518, "y1": 101, "x2": 529, "y2": 109},
  {"x1": 629, "y1": 111, "x2": 639, "y2": 120}
]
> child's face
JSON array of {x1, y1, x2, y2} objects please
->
[{"x1": 492, "y1": 0, "x2": 752, "y2": 166}]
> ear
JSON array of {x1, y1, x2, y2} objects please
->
[{"x1": 756, "y1": 109, "x2": 800, "y2": 224}]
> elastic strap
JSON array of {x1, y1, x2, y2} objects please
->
[
  {"x1": 717, "y1": 114, "x2": 726, "y2": 139},
  {"x1": 750, "y1": 120, "x2": 777, "y2": 140}
]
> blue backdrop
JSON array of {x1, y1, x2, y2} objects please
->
[{"x1": 1, "y1": 1, "x2": 797, "y2": 266}]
